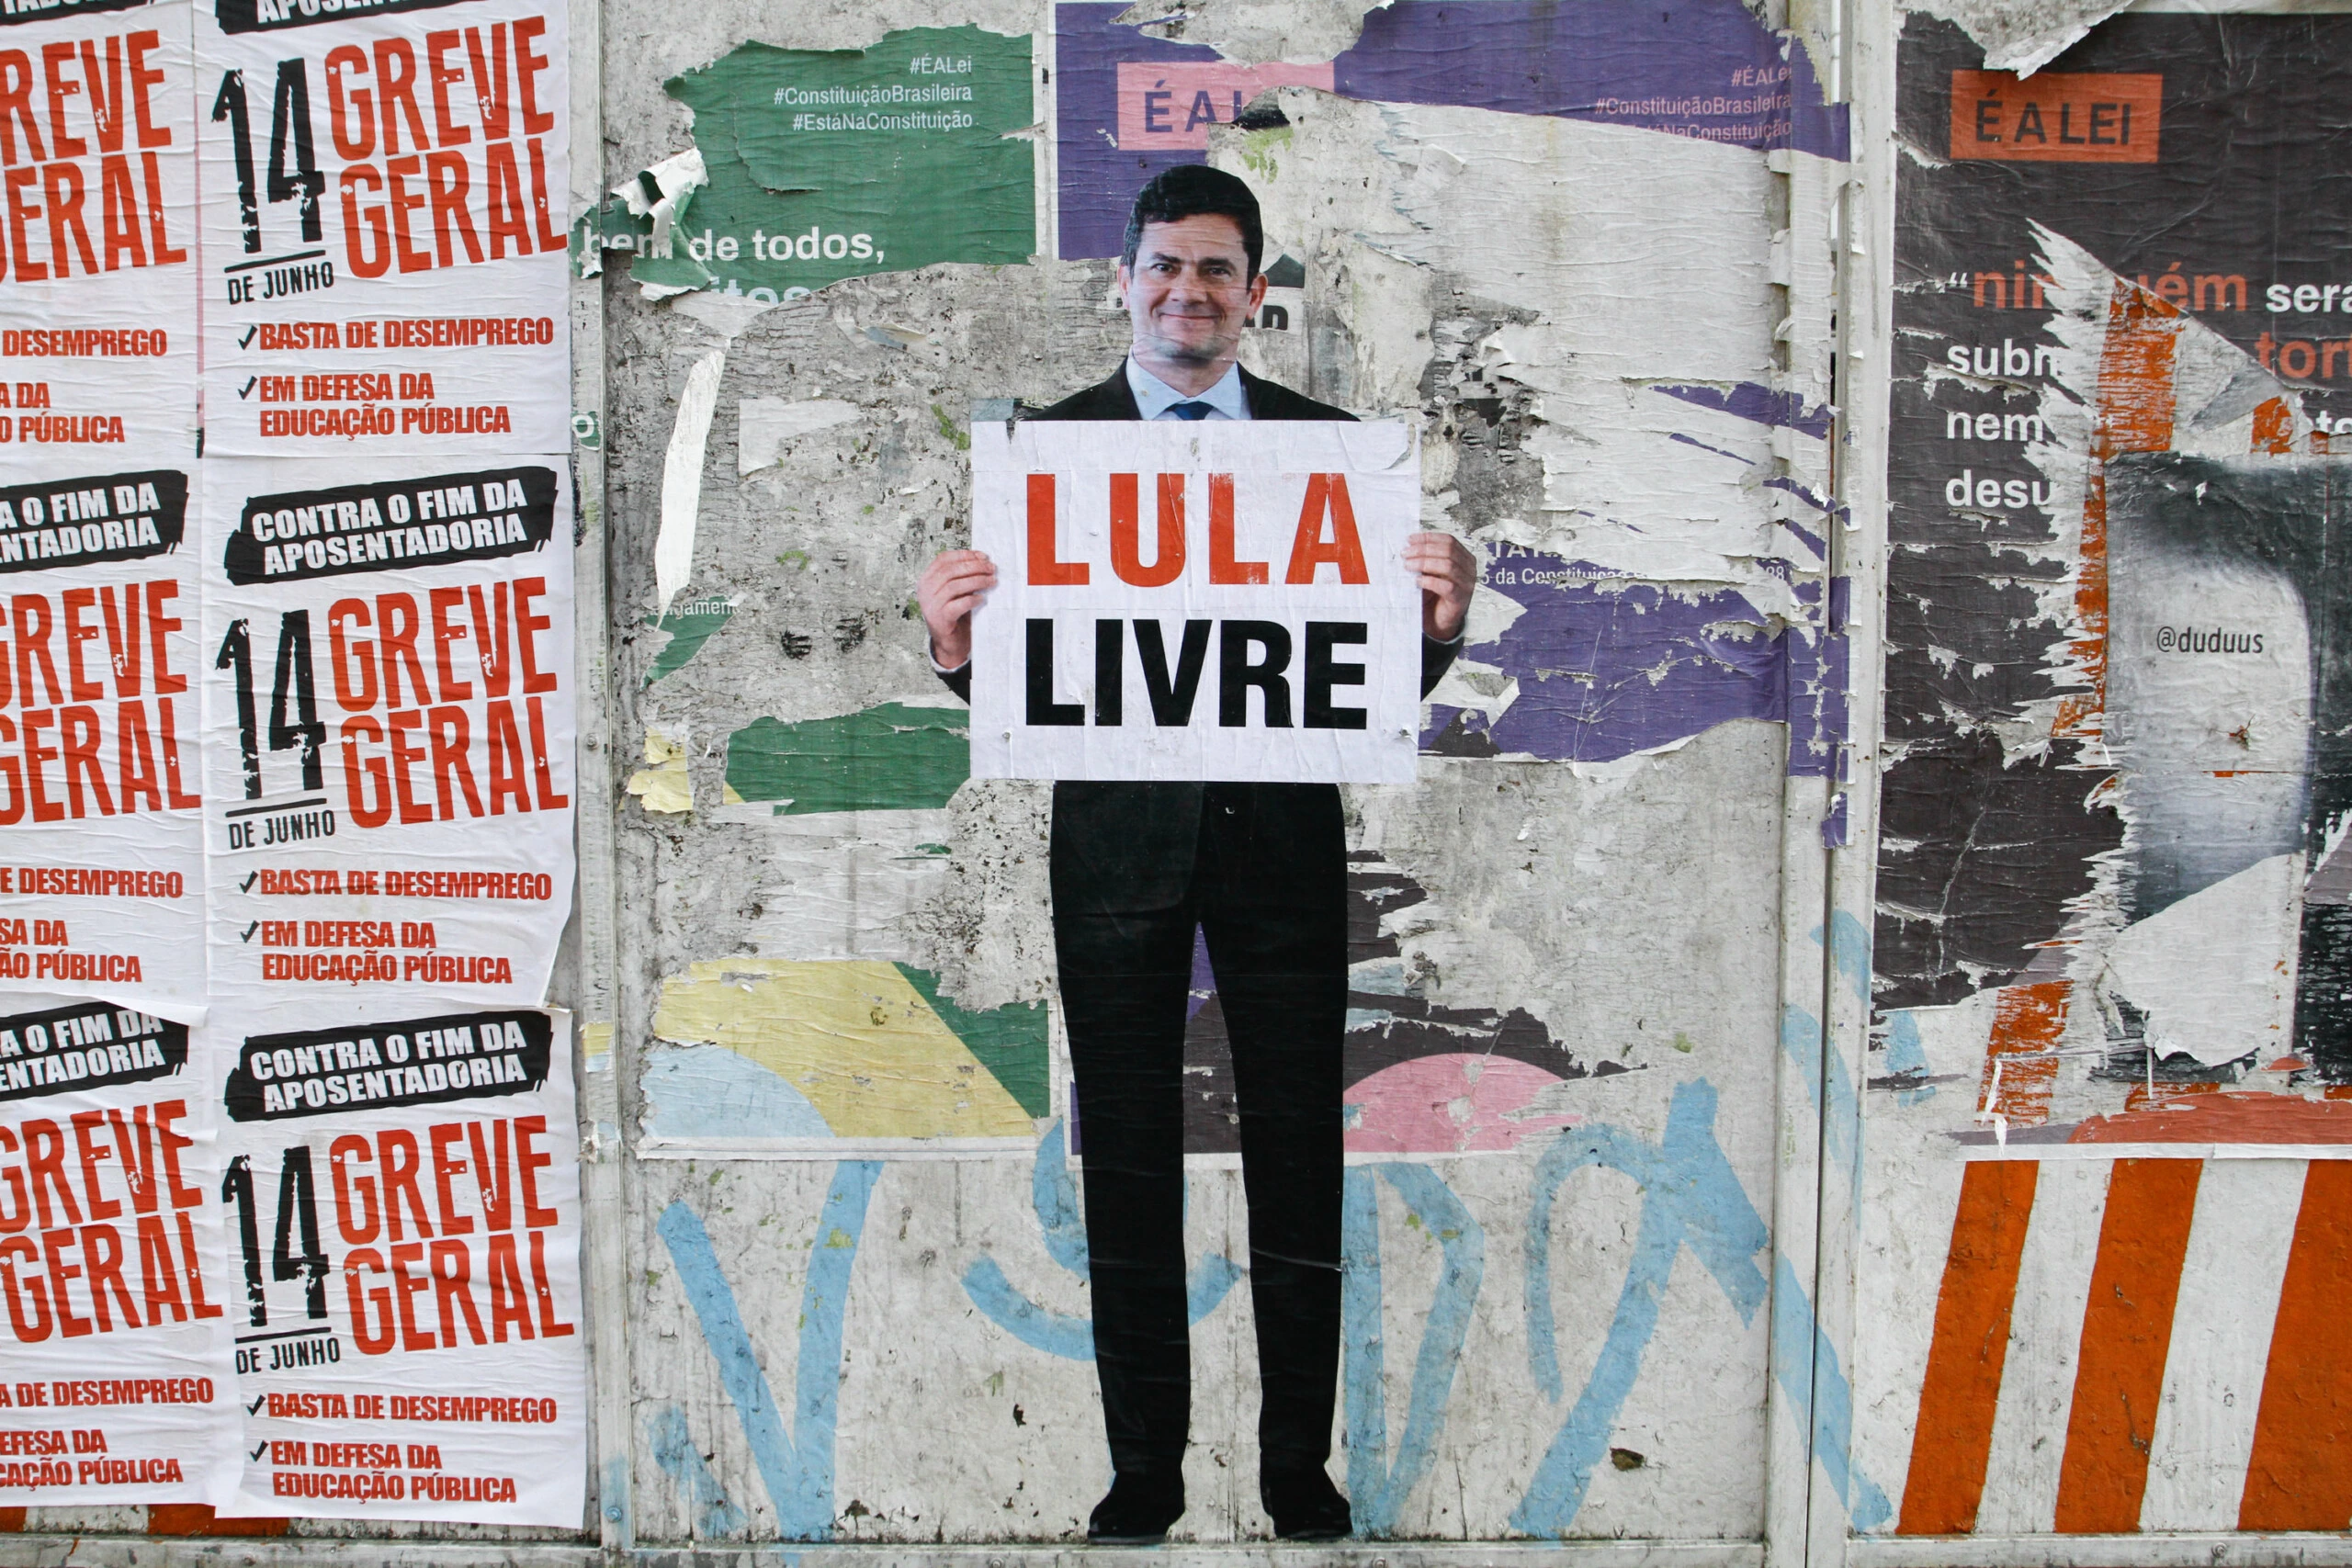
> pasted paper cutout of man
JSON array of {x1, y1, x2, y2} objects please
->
[{"x1": 919, "y1": 166, "x2": 1476, "y2": 1544}]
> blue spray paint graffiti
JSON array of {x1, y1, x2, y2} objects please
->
[
  {"x1": 1822, "y1": 910, "x2": 1871, "y2": 1004},
  {"x1": 647, "y1": 1402, "x2": 751, "y2": 1538},
  {"x1": 962, "y1": 1120, "x2": 1242, "y2": 1359},
  {"x1": 1881, "y1": 1010, "x2": 1936, "y2": 1105},
  {"x1": 655, "y1": 1160, "x2": 881, "y2": 1541},
  {"x1": 1514, "y1": 1080, "x2": 1886, "y2": 1537},
  {"x1": 1771, "y1": 1254, "x2": 1891, "y2": 1530},
  {"x1": 1789, "y1": 910, "x2": 1871, "y2": 1193},
  {"x1": 1788, "y1": 907, "x2": 1891, "y2": 1529},
  {"x1": 1342, "y1": 1162, "x2": 1484, "y2": 1537},
  {"x1": 1781, "y1": 1003, "x2": 1862, "y2": 1200}
]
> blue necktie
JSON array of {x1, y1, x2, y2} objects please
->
[{"x1": 1167, "y1": 400, "x2": 1216, "y2": 420}]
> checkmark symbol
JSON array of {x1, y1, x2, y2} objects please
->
[
  {"x1": 249, "y1": 1441, "x2": 267, "y2": 1461},
  {"x1": 246, "y1": 1395, "x2": 266, "y2": 1415},
  {"x1": 241, "y1": 872, "x2": 259, "y2": 893},
  {"x1": 240, "y1": 920, "x2": 259, "y2": 942},
  {"x1": 238, "y1": 325, "x2": 257, "y2": 348},
  {"x1": 238, "y1": 376, "x2": 257, "y2": 399}
]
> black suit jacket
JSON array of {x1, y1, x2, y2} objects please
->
[{"x1": 942, "y1": 364, "x2": 1458, "y2": 914}]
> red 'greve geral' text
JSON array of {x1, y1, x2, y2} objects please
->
[
  {"x1": 0, "y1": 1098, "x2": 221, "y2": 1344},
  {"x1": 327, "y1": 1114, "x2": 571, "y2": 1354},
  {"x1": 322, "y1": 21, "x2": 563, "y2": 277},
  {"x1": 0, "y1": 28, "x2": 186, "y2": 283},
  {"x1": 0, "y1": 579, "x2": 195, "y2": 824},
  {"x1": 326, "y1": 574, "x2": 565, "y2": 827}
]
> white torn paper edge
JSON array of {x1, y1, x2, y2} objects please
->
[
  {"x1": 656, "y1": 351, "x2": 727, "y2": 622},
  {"x1": 673, "y1": 290, "x2": 783, "y2": 342},
  {"x1": 2101, "y1": 854, "x2": 2301, "y2": 1070},
  {"x1": 616, "y1": 147, "x2": 707, "y2": 258},
  {"x1": 739, "y1": 398, "x2": 861, "y2": 474},
  {"x1": 1913, "y1": 0, "x2": 2136, "y2": 78}
]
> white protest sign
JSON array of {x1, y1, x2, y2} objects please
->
[
  {"x1": 199, "y1": 456, "x2": 574, "y2": 1011},
  {"x1": 968, "y1": 420, "x2": 1420, "y2": 784}
]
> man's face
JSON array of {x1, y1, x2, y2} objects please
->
[{"x1": 1117, "y1": 214, "x2": 1268, "y2": 370}]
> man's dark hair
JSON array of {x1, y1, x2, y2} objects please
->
[{"x1": 1120, "y1": 165, "x2": 1264, "y2": 280}]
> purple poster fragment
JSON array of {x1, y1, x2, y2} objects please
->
[
  {"x1": 1425, "y1": 551, "x2": 1847, "y2": 776},
  {"x1": 1055, "y1": 0, "x2": 1849, "y2": 259}
]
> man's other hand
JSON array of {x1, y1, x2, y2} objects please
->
[
  {"x1": 919, "y1": 549, "x2": 998, "y2": 669},
  {"x1": 1406, "y1": 533, "x2": 1476, "y2": 642}
]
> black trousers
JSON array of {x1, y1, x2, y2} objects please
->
[{"x1": 1055, "y1": 783, "x2": 1346, "y2": 1479}]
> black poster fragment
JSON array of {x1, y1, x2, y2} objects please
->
[
  {"x1": 224, "y1": 1007, "x2": 552, "y2": 1121},
  {"x1": 1881, "y1": 16, "x2": 2352, "y2": 1021}
]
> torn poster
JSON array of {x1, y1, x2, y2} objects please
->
[
  {"x1": 1878, "y1": 15, "x2": 2352, "y2": 1147},
  {"x1": 0, "y1": 1, "x2": 199, "y2": 457},
  {"x1": 593, "y1": 26, "x2": 1035, "y2": 299},
  {"x1": 198, "y1": 457, "x2": 573, "y2": 1010},
  {"x1": 1054, "y1": 0, "x2": 1846, "y2": 259},
  {"x1": 0, "y1": 993, "x2": 241, "y2": 1508},
  {"x1": 193, "y1": 0, "x2": 569, "y2": 455},
  {"x1": 215, "y1": 999, "x2": 585, "y2": 1525},
  {"x1": 0, "y1": 461, "x2": 206, "y2": 1016},
  {"x1": 967, "y1": 421, "x2": 1420, "y2": 784}
]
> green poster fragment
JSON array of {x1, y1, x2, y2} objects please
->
[
  {"x1": 642, "y1": 28, "x2": 1035, "y2": 299},
  {"x1": 725, "y1": 704, "x2": 970, "y2": 815},
  {"x1": 896, "y1": 963, "x2": 1050, "y2": 1118},
  {"x1": 643, "y1": 601, "x2": 736, "y2": 686}
]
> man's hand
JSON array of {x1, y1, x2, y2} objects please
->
[
  {"x1": 918, "y1": 549, "x2": 998, "y2": 669},
  {"x1": 1406, "y1": 533, "x2": 1476, "y2": 642}
]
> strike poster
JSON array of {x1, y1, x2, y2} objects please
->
[
  {"x1": 0, "y1": 992, "x2": 241, "y2": 1509},
  {"x1": 199, "y1": 457, "x2": 573, "y2": 1010},
  {"x1": 194, "y1": 0, "x2": 570, "y2": 456},
  {"x1": 0, "y1": 0, "x2": 199, "y2": 457},
  {"x1": 968, "y1": 421, "x2": 1421, "y2": 783},
  {"x1": 217, "y1": 1000, "x2": 583, "y2": 1524},
  {"x1": 0, "y1": 461, "x2": 205, "y2": 1012}
]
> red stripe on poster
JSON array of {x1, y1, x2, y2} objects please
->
[
  {"x1": 2052, "y1": 1158, "x2": 2202, "y2": 1532},
  {"x1": 2239, "y1": 1160, "x2": 2352, "y2": 1529},
  {"x1": 2056, "y1": 280, "x2": 2178, "y2": 739},
  {"x1": 1898, "y1": 1159, "x2": 2041, "y2": 1535}
]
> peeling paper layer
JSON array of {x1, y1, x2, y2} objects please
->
[
  {"x1": 647, "y1": 958, "x2": 1046, "y2": 1145},
  {"x1": 1913, "y1": 0, "x2": 2138, "y2": 77},
  {"x1": 617, "y1": 147, "x2": 709, "y2": 260},
  {"x1": 656, "y1": 351, "x2": 728, "y2": 622},
  {"x1": 1218, "y1": 89, "x2": 1845, "y2": 772},
  {"x1": 1057, "y1": 0, "x2": 1848, "y2": 258}
]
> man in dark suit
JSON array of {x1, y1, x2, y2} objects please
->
[{"x1": 919, "y1": 166, "x2": 1475, "y2": 1544}]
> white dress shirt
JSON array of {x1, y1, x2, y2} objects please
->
[{"x1": 1125, "y1": 356, "x2": 1250, "y2": 421}]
